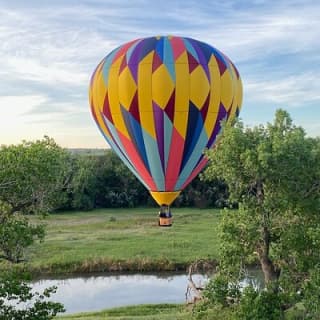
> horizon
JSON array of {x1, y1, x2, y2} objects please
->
[{"x1": 0, "y1": 0, "x2": 319, "y2": 148}]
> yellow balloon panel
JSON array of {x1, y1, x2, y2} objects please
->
[
  {"x1": 118, "y1": 66, "x2": 137, "y2": 110},
  {"x1": 174, "y1": 51, "x2": 189, "y2": 112},
  {"x1": 220, "y1": 71, "x2": 234, "y2": 111},
  {"x1": 190, "y1": 65, "x2": 210, "y2": 109},
  {"x1": 90, "y1": 63, "x2": 112, "y2": 138},
  {"x1": 138, "y1": 55, "x2": 156, "y2": 139},
  {"x1": 173, "y1": 111, "x2": 189, "y2": 138},
  {"x1": 174, "y1": 52, "x2": 189, "y2": 137},
  {"x1": 152, "y1": 64, "x2": 175, "y2": 109},
  {"x1": 204, "y1": 62, "x2": 221, "y2": 136}
]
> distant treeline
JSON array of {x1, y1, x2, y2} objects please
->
[{"x1": 59, "y1": 149, "x2": 229, "y2": 211}]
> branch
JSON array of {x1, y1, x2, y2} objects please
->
[
  {"x1": 185, "y1": 259, "x2": 215, "y2": 304},
  {"x1": 0, "y1": 180, "x2": 16, "y2": 189},
  {"x1": 303, "y1": 181, "x2": 320, "y2": 198}
]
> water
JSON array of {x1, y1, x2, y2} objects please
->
[
  {"x1": 30, "y1": 270, "x2": 264, "y2": 315},
  {"x1": 31, "y1": 273, "x2": 209, "y2": 314}
]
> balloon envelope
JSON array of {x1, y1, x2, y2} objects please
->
[{"x1": 89, "y1": 36, "x2": 242, "y2": 205}]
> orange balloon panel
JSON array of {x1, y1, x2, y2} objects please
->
[{"x1": 89, "y1": 36, "x2": 242, "y2": 205}]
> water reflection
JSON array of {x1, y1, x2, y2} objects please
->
[{"x1": 32, "y1": 273, "x2": 208, "y2": 315}]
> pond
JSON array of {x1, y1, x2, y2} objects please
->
[
  {"x1": 32, "y1": 273, "x2": 207, "y2": 314},
  {"x1": 31, "y1": 270, "x2": 263, "y2": 315}
]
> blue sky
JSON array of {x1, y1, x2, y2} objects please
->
[{"x1": 0, "y1": 0, "x2": 319, "y2": 148}]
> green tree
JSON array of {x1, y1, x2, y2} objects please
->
[
  {"x1": 0, "y1": 202, "x2": 45, "y2": 262},
  {"x1": 0, "y1": 271, "x2": 64, "y2": 320},
  {"x1": 175, "y1": 176, "x2": 229, "y2": 209},
  {"x1": 0, "y1": 137, "x2": 71, "y2": 261},
  {"x1": 94, "y1": 151, "x2": 149, "y2": 208},
  {"x1": 0, "y1": 137, "x2": 66, "y2": 318},
  {"x1": 0, "y1": 136, "x2": 71, "y2": 215},
  {"x1": 67, "y1": 150, "x2": 150, "y2": 210},
  {"x1": 203, "y1": 110, "x2": 320, "y2": 315},
  {"x1": 68, "y1": 154, "x2": 98, "y2": 210}
]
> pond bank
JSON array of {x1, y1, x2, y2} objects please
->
[{"x1": 1, "y1": 257, "x2": 218, "y2": 277}]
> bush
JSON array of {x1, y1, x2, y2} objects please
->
[
  {"x1": 301, "y1": 266, "x2": 320, "y2": 319},
  {"x1": 236, "y1": 286, "x2": 284, "y2": 320},
  {"x1": 0, "y1": 209, "x2": 45, "y2": 263},
  {"x1": 203, "y1": 274, "x2": 240, "y2": 307}
]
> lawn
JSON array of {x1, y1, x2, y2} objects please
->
[{"x1": 7, "y1": 207, "x2": 221, "y2": 275}]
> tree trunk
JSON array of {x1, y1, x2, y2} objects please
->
[
  {"x1": 258, "y1": 225, "x2": 280, "y2": 286},
  {"x1": 259, "y1": 253, "x2": 279, "y2": 283},
  {"x1": 255, "y1": 182, "x2": 280, "y2": 286}
]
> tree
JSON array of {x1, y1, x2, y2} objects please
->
[
  {"x1": 0, "y1": 137, "x2": 71, "y2": 261},
  {"x1": 0, "y1": 202, "x2": 45, "y2": 263},
  {"x1": 203, "y1": 110, "x2": 320, "y2": 315},
  {"x1": 67, "y1": 150, "x2": 150, "y2": 210},
  {"x1": 0, "y1": 271, "x2": 64, "y2": 320},
  {"x1": 93, "y1": 151, "x2": 149, "y2": 208},
  {"x1": 175, "y1": 176, "x2": 229, "y2": 209},
  {"x1": 68, "y1": 154, "x2": 98, "y2": 210},
  {"x1": 0, "y1": 136, "x2": 71, "y2": 215},
  {"x1": 0, "y1": 137, "x2": 66, "y2": 318}
]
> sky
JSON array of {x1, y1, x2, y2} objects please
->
[{"x1": 0, "y1": 0, "x2": 319, "y2": 148}]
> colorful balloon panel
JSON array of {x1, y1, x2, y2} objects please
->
[{"x1": 89, "y1": 36, "x2": 242, "y2": 205}]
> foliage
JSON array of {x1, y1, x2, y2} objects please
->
[
  {"x1": 59, "y1": 148, "x2": 228, "y2": 211},
  {"x1": 67, "y1": 150, "x2": 150, "y2": 210},
  {"x1": 175, "y1": 177, "x2": 229, "y2": 209},
  {"x1": 202, "y1": 109, "x2": 320, "y2": 315},
  {"x1": 202, "y1": 274, "x2": 240, "y2": 307},
  {"x1": 0, "y1": 204, "x2": 45, "y2": 262},
  {"x1": 236, "y1": 285, "x2": 284, "y2": 320},
  {"x1": 68, "y1": 155, "x2": 98, "y2": 210},
  {"x1": 0, "y1": 271, "x2": 64, "y2": 320},
  {"x1": 0, "y1": 136, "x2": 72, "y2": 215},
  {"x1": 0, "y1": 137, "x2": 70, "y2": 262},
  {"x1": 0, "y1": 137, "x2": 67, "y2": 318},
  {"x1": 301, "y1": 266, "x2": 320, "y2": 319}
]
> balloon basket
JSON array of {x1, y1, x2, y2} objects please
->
[{"x1": 158, "y1": 205, "x2": 172, "y2": 227}]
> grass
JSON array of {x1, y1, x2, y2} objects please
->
[
  {"x1": 57, "y1": 303, "x2": 233, "y2": 320},
  {"x1": 1, "y1": 207, "x2": 221, "y2": 275},
  {"x1": 58, "y1": 304, "x2": 191, "y2": 320}
]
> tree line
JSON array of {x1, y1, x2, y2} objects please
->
[
  {"x1": 0, "y1": 136, "x2": 230, "y2": 215},
  {"x1": 56, "y1": 147, "x2": 230, "y2": 211}
]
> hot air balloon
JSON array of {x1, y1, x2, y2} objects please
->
[{"x1": 89, "y1": 36, "x2": 242, "y2": 226}]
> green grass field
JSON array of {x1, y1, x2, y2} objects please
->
[{"x1": 9, "y1": 207, "x2": 221, "y2": 275}]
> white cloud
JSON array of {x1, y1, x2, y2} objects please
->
[
  {"x1": 0, "y1": 95, "x2": 47, "y2": 121},
  {"x1": 245, "y1": 72, "x2": 320, "y2": 106},
  {"x1": 4, "y1": 57, "x2": 88, "y2": 86}
]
